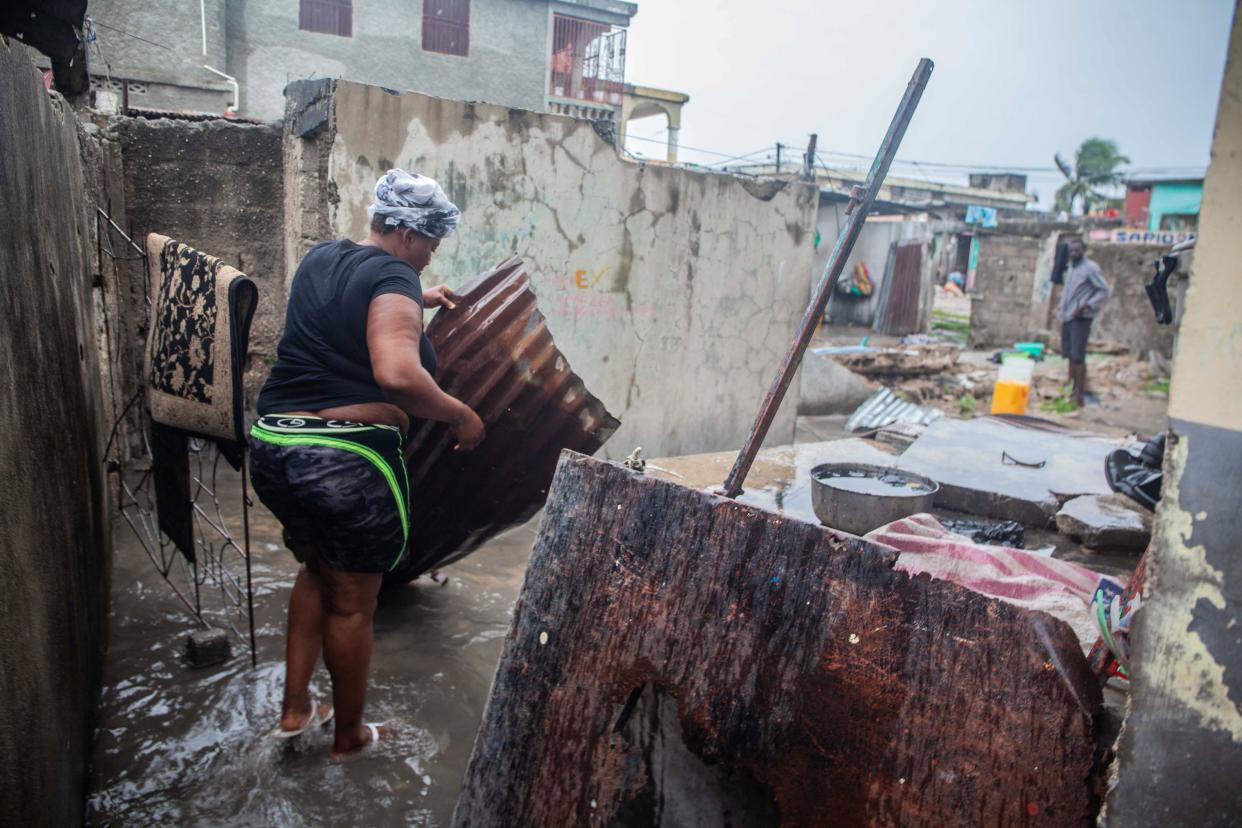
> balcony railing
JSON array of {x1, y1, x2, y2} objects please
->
[{"x1": 549, "y1": 15, "x2": 626, "y2": 107}]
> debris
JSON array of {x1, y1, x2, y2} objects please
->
[
  {"x1": 897, "y1": 417, "x2": 1117, "y2": 526},
  {"x1": 865, "y1": 512, "x2": 1118, "y2": 649},
  {"x1": 846, "y1": 387, "x2": 944, "y2": 432},
  {"x1": 831, "y1": 343, "x2": 959, "y2": 377},
  {"x1": 799, "y1": 351, "x2": 877, "y2": 415},
  {"x1": 941, "y1": 517, "x2": 1026, "y2": 548},
  {"x1": 874, "y1": 420, "x2": 927, "y2": 450},
  {"x1": 457, "y1": 454, "x2": 1101, "y2": 826},
  {"x1": 1104, "y1": 432, "x2": 1165, "y2": 511},
  {"x1": 185, "y1": 628, "x2": 231, "y2": 668},
  {"x1": 623, "y1": 447, "x2": 646, "y2": 472},
  {"x1": 1056, "y1": 493, "x2": 1152, "y2": 549}
]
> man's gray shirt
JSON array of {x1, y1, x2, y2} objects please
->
[{"x1": 1058, "y1": 257, "x2": 1110, "y2": 322}]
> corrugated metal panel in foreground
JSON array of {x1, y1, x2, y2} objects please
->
[{"x1": 387, "y1": 257, "x2": 621, "y2": 584}]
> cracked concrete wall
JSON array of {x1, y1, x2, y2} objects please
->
[
  {"x1": 1104, "y1": 5, "x2": 1242, "y2": 823},
  {"x1": 294, "y1": 80, "x2": 817, "y2": 459},
  {"x1": 0, "y1": 42, "x2": 110, "y2": 827}
]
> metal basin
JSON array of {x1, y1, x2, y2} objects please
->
[{"x1": 810, "y1": 463, "x2": 939, "y2": 535}]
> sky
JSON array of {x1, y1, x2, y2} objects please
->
[{"x1": 622, "y1": 0, "x2": 1236, "y2": 208}]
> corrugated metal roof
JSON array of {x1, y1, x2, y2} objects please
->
[
  {"x1": 846, "y1": 387, "x2": 943, "y2": 433},
  {"x1": 388, "y1": 257, "x2": 621, "y2": 583}
]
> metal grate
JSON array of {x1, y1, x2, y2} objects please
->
[
  {"x1": 549, "y1": 14, "x2": 626, "y2": 106},
  {"x1": 423, "y1": 0, "x2": 469, "y2": 56},
  {"x1": 299, "y1": 0, "x2": 352, "y2": 37}
]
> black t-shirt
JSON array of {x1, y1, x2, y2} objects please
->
[{"x1": 257, "y1": 240, "x2": 437, "y2": 414}]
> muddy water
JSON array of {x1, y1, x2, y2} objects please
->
[{"x1": 87, "y1": 470, "x2": 538, "y2": 826}]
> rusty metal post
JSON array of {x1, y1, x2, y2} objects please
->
[{"x1": 721, "y1": 58, "x2": 934, "y2": 498}]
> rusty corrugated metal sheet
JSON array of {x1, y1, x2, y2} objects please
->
[
  {"x1": 874, "y1": 241, "x2": 924, "y2": 335},
  {"x1": 387, "y1": 257, "x2": 620, "y2": 583}
]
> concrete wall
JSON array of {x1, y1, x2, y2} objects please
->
[
  {"x1": 1084, "y1": 243, "x2": 1181, "y2": 359},
  {"x1": 289, "y1": 80, "x2": 817, "y2": 458},
  {"x1": 969, "y1": 231, "x2": 1047, "y2": 347},
  {"x1": 228, "y1": 0, "x2": 553, "y2": 121},
  {"x1": 1106, "y1": 6, "x2": 1242, "y2": 822},
  {"x1": 0, "y1": 42, "x2": 111, "y2": 827},
  {"x1": 112, "y1": 116, "x2": 286, "y2": 396}
]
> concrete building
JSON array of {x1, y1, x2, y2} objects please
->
[
  {"x1": 1123, "y1": 176, "x2": 1205, "y2": 232},
  {"x1": 78, "y1": 0, "x2": 642, "y2": 122}
]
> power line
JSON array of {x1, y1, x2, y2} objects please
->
[{"x1": 90, "y1": 18, "x2": 176, "y2": 53}]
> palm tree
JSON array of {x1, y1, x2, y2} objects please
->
[{"x1": 1054, "y1": 138, "x2": 1130, "y2": 215}]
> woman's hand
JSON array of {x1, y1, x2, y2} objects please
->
[
  {"x1": 423, "y1": 284, "x2": 460, "y2": 310},
  {"x1": 452, "y1": 405, "x2": 486, "y2": 451}
]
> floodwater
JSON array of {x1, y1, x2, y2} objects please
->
[
  {"x1": 86, "y1": 468, "x2": 538, "y2": 826},
  {"x1": 811, "y1": 467, "x2": 936, "y2": 496}
]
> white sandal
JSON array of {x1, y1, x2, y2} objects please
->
[
  {"x1": 331, "y1": 723, "x2": 382, "y2": 761},
  {"x1": 273, "y1": 698, "x2": 334, "y2": 740}
]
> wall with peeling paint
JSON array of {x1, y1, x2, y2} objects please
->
[
  {"x1": 291, "y1": 80, "x2": 817, "y2": 459},
  {"x1": 1105, "y1": 4, "x2": 1242, "y2": 824}
]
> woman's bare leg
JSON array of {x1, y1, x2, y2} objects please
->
[
  {"x1": 280, "y1": 564, "x2": 328, "y2": 731},
  {"x1": 319, "y1": 567, "x2": 383, "y2": 756}
]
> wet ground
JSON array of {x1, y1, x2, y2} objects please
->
[
  {"x1": 87, "y1": 472, "x2": 538, "y2": 826},
  {"x1": 87, "y1": 416, "x2": 1142, "y2": 823}
]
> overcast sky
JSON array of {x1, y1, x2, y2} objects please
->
[{"x1": 623, "y1": 0, "x2": 1236, "y2": 207}]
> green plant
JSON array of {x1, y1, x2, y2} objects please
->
[
  {"x1": 1054, "y1": 138, "x2": 1130, "y2": 215},
  {"x1": 1146, "y1": 378, "x2": 1171, "y2": 395},
  {"x1": 957, "y1": 393, "x2": 977, "y2": 416},
  {"x1": 1041, "y1": 394, "x2": 1079, "y2": 414}
]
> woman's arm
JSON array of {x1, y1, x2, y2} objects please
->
[{"x1": 367, "y1": 293, "x2": 485, "y2": 450}]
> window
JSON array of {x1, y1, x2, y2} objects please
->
[
  {"x1": 549, "y1": 15, "x2": 626, "y2": 105},
  {"x1": 300, "y1": 0, "x2": 352, "y2": 37},
  {"x1": 423, "y1": 0, "x2": 470, "y2": 57}
]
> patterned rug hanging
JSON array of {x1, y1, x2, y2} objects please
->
[{"x1": 144, "y1": 234, "x2": 257, "y2": 562}]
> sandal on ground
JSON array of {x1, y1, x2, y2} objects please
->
[
  {"x1": 330, "y1": 723, "x2": 383, "y2": 761},
  {"x1": 273, "y1": 698, "x2": 335, "y2": 740}
]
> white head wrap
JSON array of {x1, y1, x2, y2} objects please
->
[{"x1": 368, "y1": 169, "x2": 461, "y2": 239}]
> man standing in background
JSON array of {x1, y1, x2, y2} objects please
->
[{"x1": 1058, "y1": 237, "x2": 1110, "y2": 407}]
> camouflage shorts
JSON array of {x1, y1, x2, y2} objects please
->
[{"x1": 248, "y1": 415, "x2": 409, "y2": 573}]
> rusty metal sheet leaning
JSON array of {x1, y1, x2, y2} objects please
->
[
  {"x1": 454, "y1": 452, "x2": 1102, "y2": 827},
  {"x1": 386, "y1": 258, "x2": 620, "y2": 584}
]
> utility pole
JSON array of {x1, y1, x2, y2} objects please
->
[
  {"x1": 775, "y1": 142, "x2": 782, "y2": 172},
  {"x1": 802, "y1": 133, "x2": 818, "y2": 181}
]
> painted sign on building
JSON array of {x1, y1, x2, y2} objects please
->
[{"x1": 1101, "y1": 228, "x2": 1197, "y2": 245}]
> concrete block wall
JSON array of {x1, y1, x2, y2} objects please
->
[
  {"x1": 112, "y1": 116, "x2": 286, "y2": 397},
  {"x1": 970, "y1": 233, "x2": 1045, "y2": 347},
  {"x1": 289, "y1": 80, "x2": 818, "y2": 459},
  {"x1": 1085, "y1": 242, "x2": 1179, "y2": 358},
  {"x1": 0, "y1": 42, "x2": 111, "y2": 827}
]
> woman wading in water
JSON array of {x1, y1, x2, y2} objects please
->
[{"x1": 248, "y1": 170, "x2": 485, "y2": 758}]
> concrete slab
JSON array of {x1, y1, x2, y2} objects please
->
[
  {"x1": 1056, "y1": 493, "x2": 1153, "y2": 550},
  {"x1": 797, "y1": 351, "x2": 876, "y2": 415},
  {"x1": 897, "y1": 417, "x2": 1121, "y2": 527}
]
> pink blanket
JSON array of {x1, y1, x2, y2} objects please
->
[{"x1": 865, "y1": 513, "x2": 1116, "y2": 649}]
